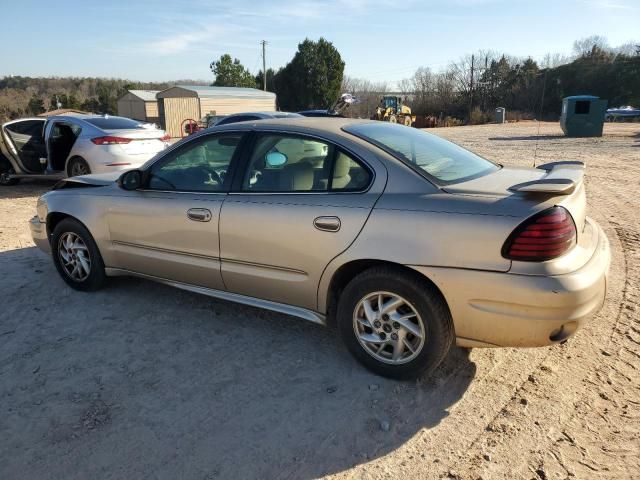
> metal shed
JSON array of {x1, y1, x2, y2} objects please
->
[
  {"x1": 156, "y1": 86, "x2": 277, "y2": 138},
  {"x1": 117, "y1": 90, "x2": 160, "y2": 124},
  {"x1": 560, "y1": 95, "x2": 608, "y2": 137}
]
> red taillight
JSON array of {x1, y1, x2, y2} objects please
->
[
  {"x1": 502, "y1": 206, "x2": 577, "y2": 261},
  {"x1": 91, "y1": 136, "x2": 132, "y2": 145},
  {"x1": 160, "y1": 133, "x2": 171, "y2": 142}
]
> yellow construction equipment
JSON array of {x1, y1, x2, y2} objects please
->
[{"x1": 374, "y1": 96, "x2": 415, "y2": 126}]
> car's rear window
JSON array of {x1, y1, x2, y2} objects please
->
[
  {"x1": 272, "y1": 113, "x2": 303, "y2": 118},
  {"x1": 344, "y1": 122, "x2": 499, "y2": 184},
  {"x1": 85, "y1": 117, "x2": 145, "y2": 130}
]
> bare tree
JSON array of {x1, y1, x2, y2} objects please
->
[
  {"x1": 573, "y1": 35, "x2": 609, "y2": 56},
  {"x1": 397, "y1": 78, "x2": 414, "y2": 97},
  {"x1": 541, "y1": 52, "x2": 573, "y2": 68}
]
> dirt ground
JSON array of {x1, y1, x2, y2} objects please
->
[{"x1": 1, "y1": 121, "x2": 638, "y2": 480}]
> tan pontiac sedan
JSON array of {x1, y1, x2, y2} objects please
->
[{"x1": 30, "y1": 118, "x2": 610, "y2": 379}]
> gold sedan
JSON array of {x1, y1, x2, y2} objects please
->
[{"x1": 30, "y1": 118, "x2": 610, "y2": 379}]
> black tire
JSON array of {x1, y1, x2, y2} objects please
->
[
  {"x1": 337, "y1": 266, "x2": 454, "y2": 380},
  {"x1": 66, "y1": 157, "x2": 91, "y2": 177},
  {"x1": 51, "y1": 218, "x2": 106, "y2": 291},
  {"x1": 0, "y1": 157, "x2": 19, "y2": 186}
]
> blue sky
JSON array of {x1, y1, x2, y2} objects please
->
[{"x1": 0, "y1": 0, "x2": 638, "y2": 86}]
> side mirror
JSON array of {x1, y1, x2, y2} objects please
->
[
  {"x1": 265, "y1": 152, "x2": 287, "y2": 167},
  {"x1": 118, "y1": 170, "x2": 143, "y2": 190}
]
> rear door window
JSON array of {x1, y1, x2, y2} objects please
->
[{"x1": 241, "y1": 134, "x2": 371, "y2": 192}]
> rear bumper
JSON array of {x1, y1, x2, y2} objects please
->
[
  {"x1": 89, "y1": 154, "x2": 152, "y2": 174},
  {"x1": 29, "y1": 216, "x2": 50, "y2": 254},
  {"x1": 410, "y1": 218, "x2": 610, "y2": 348},
  {"x1": 86, "y1": 145, "x2": 165, "y2": 174}
]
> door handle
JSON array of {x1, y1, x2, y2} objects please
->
[
  {"x1": 313, "y1": 216, "x2": 341, "y2": 232},
  {"x1": 187, "y1": 208, "x2": 212, "y2": 222}
]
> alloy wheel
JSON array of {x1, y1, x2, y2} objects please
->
[
  {"x1": 58, "y1": 232, "x2": 91, "y2": 281},
  {"x1": 71, "y1": 160, "x2": 89, "y2": 177},
  {"x1": 352, "y1": 291, "x2": 426, "y2": 365}
]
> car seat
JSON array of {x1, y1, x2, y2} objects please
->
[{"x1": 278, "y1": 162, "x2": 314, "y2": 191}]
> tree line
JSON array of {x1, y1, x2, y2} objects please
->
[
  {"x1": 210, "y1": 35, "x2": 639, "y2": 123},
  {"x1": 0, "y1": 77, "x2": 202, "y2": 123},
  {"x1": 387, "y1": 36, "x2": 639, "y2": 123},
  {"x1": 1, "y1": 36, "x2": 638, "y2": 125}
]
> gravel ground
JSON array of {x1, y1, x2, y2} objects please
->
[{"x1": 0, "y1": 121, "x2": 638, "y2": 479}]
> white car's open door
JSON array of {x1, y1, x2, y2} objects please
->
[{"x1": 0, "y1": 118, "x2": 47, "y2": 173}]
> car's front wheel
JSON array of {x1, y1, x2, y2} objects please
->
[
  {"x1": 51, "y1": 218, "x2": 106, "y2": 291},
  {"x1": 0, "y1": 158, "x2": 19, "y2": 186},
  {"x1": 337, "y1": 266, "x2": 454, "y2": 379}
]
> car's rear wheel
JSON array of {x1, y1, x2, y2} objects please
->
[
  {"x1": 67, "y1": 157, "x2": 91, "y2": 177},
  {"x1": 51, "y1": 218, "x2": 105, "y2": 291},
  {"x1": 337, "y1": 266, "x2": 454, "y2": 379}
]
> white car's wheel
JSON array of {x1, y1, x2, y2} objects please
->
[
  {"x1": 0, "y1": 158, "x2": 19, "y2": 186},
  {"x1": 67, "y1": 157, "x2": 91, "y2": 177}
]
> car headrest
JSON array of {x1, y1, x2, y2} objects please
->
[
  {"x1": 334, "y1": 153, "x2": 351, "y2": 178},
  {"x1": 279, "y1": 162, "x2": 314, "y2": 191}
]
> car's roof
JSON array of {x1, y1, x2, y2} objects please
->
[
  {"x1": 226, "y1": 111, "x2": 302, "y2": 118},
  {"x1": 213, "y1": 116, "x2": 372, "y2": 134},
  {"x1": 47, "y1": 114, "x2": 135, "y2": 122}
]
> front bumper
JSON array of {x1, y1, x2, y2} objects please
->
[
  {"x1": 410, "y1": 218, "x2": 611, "y2": 348},
  {"x1": 29, "y1": 216, "x2": 50, "y2": 254}
]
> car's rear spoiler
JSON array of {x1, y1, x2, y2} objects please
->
[{"x1": 509, "y1": 161, "x2": 585, "y2": 195}]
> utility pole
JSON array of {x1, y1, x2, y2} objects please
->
[
  {"x1": 468, "y1": 54, "x2": 475, "y2": 122},
  {"x1": 261, "y1": 40, "x2": 267, "y2": 91}
]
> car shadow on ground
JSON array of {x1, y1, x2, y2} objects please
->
[
  {"x1": 0, "y1": 181, "x2": 53, "y2": 200},
  {"x1": 488, "y1": 135, "x2": 566, "y2": 141},
  {"x1": 0, "y1": 247, "x2": 476, "y2": 480}
]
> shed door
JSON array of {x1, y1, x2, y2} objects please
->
[{"x1": 163, "y1": 97, "x2": 200, "y2": 138}]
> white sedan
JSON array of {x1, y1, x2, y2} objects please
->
[{"x1": 0, "y1": 114, "x2": 170, "y2": 185}]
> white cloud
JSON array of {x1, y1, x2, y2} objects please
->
[{"x1": 583, "y1": 0, "x2": 640, "y2": 10}]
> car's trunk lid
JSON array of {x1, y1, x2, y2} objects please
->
[
  {"x1": 105, "y1": 128, "x2": 168, "y2": 156},
  {"x1": 444, "y1": 161, "x2": 587, "y2": 235}
]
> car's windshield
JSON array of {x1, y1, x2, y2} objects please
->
[
  {"x1": 344, "y1": 122, "x2": 499, "y2": 184},
  {"x1": 85, "y1": 117, "x2": 147, "y2": 130}
]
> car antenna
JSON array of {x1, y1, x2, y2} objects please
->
[{"x1": 533, "y1": 69, "x2": 548, "y2": 168}]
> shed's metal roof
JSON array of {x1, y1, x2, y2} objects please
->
[
  {"x1": 127, "y1": 90, "x2": 160, "y2": 101},
  {"x1": 161, "y1": 85, "x2": 276, "y2": 99}
]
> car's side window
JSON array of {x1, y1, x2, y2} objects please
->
[
  {"x1": 241, "y1": 134, "x2": 370, "y2": 193},
  {"x1": 148, "y1": 133, "x2": 242, "y2": 192}
]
